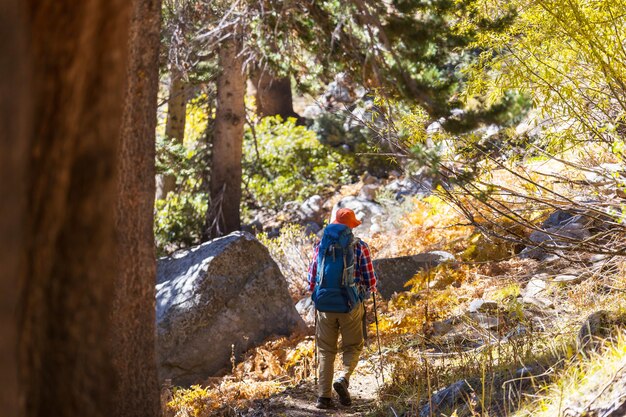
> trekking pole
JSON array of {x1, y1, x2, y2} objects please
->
[
  {"x1": 373, "y1": 292, "x2": 385, "y2": 384},
  {"x1": 314, "y1": 309, "x2": 318, "y2": 385}
]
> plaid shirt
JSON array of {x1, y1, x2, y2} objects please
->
[{"x1": 307, "y1": 239, "x2": 377, "y2": 292}]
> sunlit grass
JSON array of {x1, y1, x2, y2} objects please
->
[{"x1": 515, "y1": 332, "x2": 626, "y2": 417}]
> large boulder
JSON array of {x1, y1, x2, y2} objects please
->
[
  {"x1": 156, "y1": 232, "x2": 304, "y2": 385},
  {"x1": 373, "y1": 251, "x2": 456, "y2": 299}
]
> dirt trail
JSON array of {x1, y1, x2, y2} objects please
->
[{"x1": 242, "y1": 357, "x2": 385, "y2": 417}]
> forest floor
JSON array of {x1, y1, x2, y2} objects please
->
[
  {"x1": 165, "y1": 185, "x2": 626, "y2": 417},
  {"x1": 165, "y1": 261, "x2": 626, "y2": 417},
  {"x1": 240, "y1": 361, "x2": 382, "y2": 417},
  {"x1": 226, "y1": 254, "x2": 626, "y2": 417}
]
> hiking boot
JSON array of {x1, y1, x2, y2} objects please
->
[
  {"x1": 333, "y1": 377, "x2": 352, "y2": 406},
  {"x1": 315, "y1": 397, "x2": 334, "y2": 409}
]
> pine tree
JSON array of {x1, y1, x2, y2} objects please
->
[{"x1": 111, "y1": 0, "x2": 162, "y2": 415}]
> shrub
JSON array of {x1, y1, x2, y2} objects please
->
[
  {"x1": 310, "y1": 105, "x2": 401, "y2": 177},
  {"x1": 154, "y1": 192, "x2": 207, "y2": 256},
  {"x1": 242, "y1": 116, "x2": 356, "y2": 210},
  {"x1": 154, "y1": 96, "x2": 210, "y2": 255}
]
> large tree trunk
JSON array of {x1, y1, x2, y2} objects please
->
[
  {"x1": 18, "y1": 1, "x2": 131, "y2": 416},
  {"x1": 208, "y1": 35, "x2": 246, "y2": 237},
  {"x1": 0, "y1": 2, "x2": 29, "y2": 416},
  {"x1": 252, "y1": 70, "x2": 299, "y2": 120},
  {"x1": 155, "y1": 67, "x2": 187, "y2": 200},
  {"x1": 111, "y1": 0, "x2": 161, "y2": 416}
]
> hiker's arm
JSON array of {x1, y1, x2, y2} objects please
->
[
  {"x1": 307, "y1": 243, "x2": 320, "y2": 292},
  {"x1": 358, "y1": 241, "x2": 377, "y2": 293}
]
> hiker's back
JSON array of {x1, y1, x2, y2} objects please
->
[{"x1": 312, "y1": 223, "x2": 359, "y2": 313}]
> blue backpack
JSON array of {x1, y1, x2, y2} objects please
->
[{"x1": 312, "y1": 223, "x2": 360, "y2": 313}]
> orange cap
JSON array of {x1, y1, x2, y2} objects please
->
[{"x1": 333, "y1": 208, "x2": 362, "y2": 229}]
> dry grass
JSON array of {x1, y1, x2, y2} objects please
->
[
  {"x1": 165, "y1": 379, "x2": 284, "y2": 417},
  {"x1": 365, "y1": 189, "x2": 626, "y2": 416},
  {"x1": 515, "y1": 331, "x2": 626, "y2": 417},
  {"x1": 257, "y1": 223, "x2": 316, "y2": 301},
  {"x1": 164, "y1": 334, "x2": 315, "y2": 416},
  {"x1": 369, "y1": 194, "x2": 474, "y2": 259},
  {"x1": 369, "y1": 255, "x2": 626, "y2": 416},
  {"x1": 166, "y1": 162, "x2": 626, "y2": 417}
]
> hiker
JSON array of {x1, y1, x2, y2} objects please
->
[{"x1": 307, "y1": 208, "x2": 378, "y2": 409}]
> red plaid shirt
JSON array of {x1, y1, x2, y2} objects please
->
[{"x1": 307, "y1": 239, "x2": 377, "y2": 292}]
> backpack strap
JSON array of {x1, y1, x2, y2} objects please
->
[
  {"x1": 340, "y1": 235, "x2": 358, "y2": 309},
  {"x1": 344, "y1": 237, "x2": 356, "y2": 287},
  {"x1": 340, "y1": 244, "x2": 352, "y2": 309}
]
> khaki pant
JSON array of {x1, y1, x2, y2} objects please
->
[{"x1": 316, "y1": 302, "x2": 365, "y2": 398}]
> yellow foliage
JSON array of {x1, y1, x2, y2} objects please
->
[
  {"x1": 233, "y1": 334, "x2": 314, "y2": 382},
  {"x1": 183, "y1": 95, "x2": 210, "y2": 146},
  {"x1": 165, "y1": 334, "x2": 314, "y2": 416},
  {"x1": 166, "y1": 379, "x2": 283, "y2": 417},
  {"x1": 462, "y1": 232, "x2": 514, "y2": 262},
  {"x1": 167, "y1": 385, "x2": 211, "y2": 417},
  {"x1": 488, "y1": 283, "x2": 520, "y2": 302},
  {"x1": 378, "y1": 266, "x2": 476, "y2": 337},
  {"x1": 406, "y1": 195, "x2": 470, "y2": 251},
  {"x1": 467, "y1": 0, "x2": 626, "y2": 155},
  {"x1": 371, "y1": 95, "x2": 430, "y2": 148},
  {"x1": 156, "y1": 94, "x2": 209, "y2": 147},
  {"x1": 370, "y1": 194, "x2": 473, "y2": 258}
]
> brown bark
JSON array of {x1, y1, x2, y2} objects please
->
[
  {"x1": 111, "y1": 0, "x2": 161, "y2": 416},
  {"x1": 19, "y1": 1, "x2": 131, "y2": 416},
  {"x1": 165, "y1": 70, "x2": 187, "y2": 141},
  {"x1": 208, "y1": 35, "x2": 246, "y2": 237},
  {"x1": 252, "y1": 70, "x2": 299, "y2": 120},
  {"x1": 0, "y1": 2, "x2": 29, "y2": 417},
  {"x1": 156, "y1": 68, "x2": 187, "y2": 200}
]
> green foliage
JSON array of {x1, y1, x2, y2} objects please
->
[
  {"x1": 155, "y1": 135, "x2": 207, "y2": 183},
  {"x1": 155, "y1": 192, "x2": 207, "y2": 256},
  {"x1": 247, "y1": 0, "x2": 519, "y2": 129},
  {"x1": 310, "y1": 108, "x2": 400, "y2": 176},
  {"x1": 311, "y1": 113, "x2": 360, "y2": 147},
  {"x1": 242, "y1": 116, "x2": 356, "y2": 210},
  {"x1": 154, "y1": 98, "x2": 211, "y2": 255}
]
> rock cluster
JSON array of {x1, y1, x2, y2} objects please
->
[
  {"x1": 246, "y1": 172, "x2": 434, "y2": 239},
  {"x1": 519, "y1": 209, "x2": 595, "y2": 260}
]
